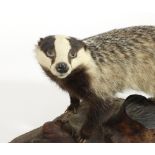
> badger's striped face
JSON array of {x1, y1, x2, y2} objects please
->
[{"x1": 35, "y1": 35, "x2": 89, "y2": 79}]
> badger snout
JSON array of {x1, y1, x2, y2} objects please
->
[{"x1": 56, "y1": 62, "x2": 69, "y2": 74}]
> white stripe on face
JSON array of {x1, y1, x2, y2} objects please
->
[
  {"x1": 48, "y1": 35, "x2": 72, "y2": 78},
  {"x1": 54, "y1": 35, "x2": 71, "y2": 64}
]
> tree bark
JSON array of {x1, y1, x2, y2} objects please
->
[{"x1": 10, "y1": 96, "x2": 155, "y2": 143}]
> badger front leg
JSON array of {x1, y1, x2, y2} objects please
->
[
  {"x1": 66, "y1": 94, "x2": 80, "y2": 113},
  {"x1": 79, "y1": 97, "x2": 113, "y2": 142}
]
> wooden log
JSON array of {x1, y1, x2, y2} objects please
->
[{"x1": 11, "y1": 95, "x2": 155, "y2": 143}]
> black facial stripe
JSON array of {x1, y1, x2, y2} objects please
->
[
  {"x1": 38, "y1": 36, "x2": 56, "y2": 64},
  {"x1": 69, "y1": 37, "x2": 85, "y2": 52},
  {"x1": 68, "y1": 54, "x2": 72, "y2": 64},
  {"x1": 38, "y1": 36, "x2": 55, "y2": 52},
  {"x1": 68, "y1": 37, "x2": 86, "y2": 64}
]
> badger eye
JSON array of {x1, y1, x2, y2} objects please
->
[
  {"x1": 46, "y1": 50, "x2": 55, "y2": 58},
  {"x1": 69, "y1": 52, "x2": 77, "y2": 58}
]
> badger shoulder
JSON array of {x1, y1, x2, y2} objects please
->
[{"x1": 82, "y1": 26, "x2": 155, "y2": 64}]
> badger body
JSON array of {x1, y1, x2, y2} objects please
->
[
  {"x1": 84, "y1": 26, "x2": 155, "y2": 97},
  {"x1": 35, "y1": 26, "x2": 155, "y2": 139}
]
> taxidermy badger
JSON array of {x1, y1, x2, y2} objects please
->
[{"x1": 35, "y1": 26, "x2": 155, "y2": 140}]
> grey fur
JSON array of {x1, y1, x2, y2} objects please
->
[{"x1": 83, "y1": 26, "x2": 155, "y2": 97}]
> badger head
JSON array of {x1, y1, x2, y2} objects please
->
[{"x1": 35, "y1": 35, "x2": 93, "y2": 79}]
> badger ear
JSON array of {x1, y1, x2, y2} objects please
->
[
  {"x1": 38, "y1": 38, "x2": 44, "y2": 46},
  {"x1": 80, "y1": 41, "x2": 87, "y2": 51}
]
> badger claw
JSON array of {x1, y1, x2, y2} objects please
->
[
  {"x1": 77, "y1": 136, "x2": 87, "y2": 143},
  {"x1": 79, "y1": 138, "x2": 87, "y2": 143}
]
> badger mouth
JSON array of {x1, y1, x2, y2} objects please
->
[
  {"x1": 58, "y1": 73, "x2": 68, "y2": 79},
  {"x1": 55, "y1": 71, "x2": 72, "y2": 79}
]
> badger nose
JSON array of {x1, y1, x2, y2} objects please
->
[{"x1": 56, "y1": 62, "x2": 69, "y2": 74}]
